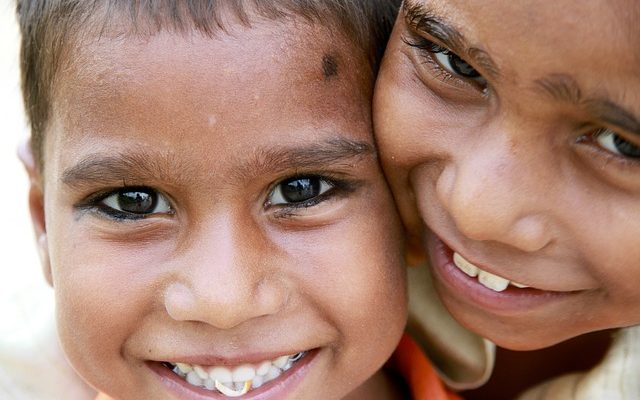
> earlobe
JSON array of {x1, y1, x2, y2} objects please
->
[
  {"x1": 18, "y1": 140, "x2": 53, "y2": 287},
  {"x1": 37, "y1": 233, "x2": 53, "y2": 287}
]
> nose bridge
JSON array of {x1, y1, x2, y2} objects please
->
[
  {"x1": 437, "y1": 130, "x2": 552, "y2": 252},
  {"x1": 164, "y1": 212, "x2": 285, "y2": 329}
]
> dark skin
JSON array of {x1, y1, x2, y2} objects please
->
[{"x1": 375, "y1": 0, "x2": 639, "y2": 395}]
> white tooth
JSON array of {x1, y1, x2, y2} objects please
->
[
  {"x1": 252, "y1": 375, "x2": 264, "y2": 389},
  {"x1": 215, "y1": 381, "x2": 251, "y2": 397},
  {"x1": 194, "y1": 365, "x2": 209, "y2": 380},
  {"x1": 273, "y1": 355, "x2": 290, "y2": 368},
  {"x1": 232, "y1": 365, "x2": 256, "y2": 382},
  {"x1": 282, "y1": 360, "x2": 293, "y2": 371},
  {"x1": 453, "y1": 252, "x2": 479, "y2": 277},
  {"x1": 512, "y1": 282, "x2": 530, "y2": 289},
  {"x1": 176, "y1": 362, "x2": 193, "y2": 373},
  {"x1": 256, "y1": 361, "x2": 271, "y2": 376},
  {"x1": 204, "y1": 378, "x2": 215, "y2": 391},
  {"x1": 186, "y1": 371, "x2": 203, "y2": 386},
  {"x1": 265, "y1": 365, "x2": 282, "y2": 381},
  {"x1": 172, "y1": 366, "x2": 186, "y2": 378},
  {"x1": 478, "y1": 270, "x2": 510, "y2": 292},
  {"x1": 208, "y1": 366, "x2": 232, "y2": 382}
]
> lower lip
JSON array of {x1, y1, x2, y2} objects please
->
[
  {"x1": 149, "y1": 350, "x2": 317, "y2": 400},
  {"x1": 427, "y1": 234, "x2": 571, "y2": 316}
]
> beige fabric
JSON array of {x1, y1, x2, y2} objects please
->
[
  {"x1": 406, "y1": 263, "x2": 495, "y2": 391},
  {"x1": 518, "y1": 326, "x2": 640, "y2": 400}
]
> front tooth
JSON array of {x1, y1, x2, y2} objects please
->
[
  {"x1": 215, "y1": 380, "x2": 251, "y2": 397},
  {"x1": 176, "y1": 362, "x2": 193, "y2": 374},
  {"x1": 256, "y1": 361, "x2": 271, "y2": 376},
  {"x1": 478, "y1": 270, "x2": 510, "y2": 292},
  {"x1": 194, "y1": 365, "x2": 209, "y2": 380},
  {"x1": 453, "y1": 252, "x2": 479, "y2": 277},
  {"x1": 186, "y1": 371, "x2": 203, "y2": 386},
  {"x1": 232, "y1": 365, "x2": 256, "y2": 382},
  {"x1": 252, "y1": 375, "x2": 264, "y2": 389},
  {"x1": 204, "y1": 378, "x2": 215, "y2": 391},
  {"x1": 208, "y1": 366, "x2": 232, "y2": 382},
  {"x1": 273, "y1": 355, "x2": 290, "y2": 368},
  {"x1": 512, "y1": 282, "x2": 530, "y2": 289},
  {"x1": 282, "y1": 360, "x2": 293, "y2": 371},
  {"x1": 265, "y1": 365, "x2": 282, "y2": 381}
]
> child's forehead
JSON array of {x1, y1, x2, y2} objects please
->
[
  {"x1": 434, "y1": 0, "x2": 639, "y2": 51},
  {"x1": 54, "y1": 19, "x2": 370, "y2": 127},
  {"x1": 405, "y1": 0, "x2": 640, "y2": 99},
  {"x1": 47, "y1": 20, "x2": 374, "y2": 177}
]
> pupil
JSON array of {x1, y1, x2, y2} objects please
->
[
  {"x1": 118, "y1": 190, "x2": 156, "y2": 214},
  {"x1": 282, "y1": 178, "x2": 320, "y2": 203},
  {"x1": 613, "y1": 135, "x2": 640, "y2": 158},
  {"x1": 449, "y1": 54, "x2": 479, "y2": 78}
]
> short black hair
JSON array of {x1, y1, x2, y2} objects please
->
[{"x1": 16, "y1": 0, "x2": 401, "y2": 169}]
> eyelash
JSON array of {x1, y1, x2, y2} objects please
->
[
  {"x1": 76, "y1": 175, "x2": 355, "y2": 222},
  {"x1": 583, "y1": 128, "x2": 640, "y2": 168},
  {"x1": 265, "y1": 175, "x2": 355, "y2": 217},
  {"x1": 77, "y1": 186, "x2": 173, "y2": 221},
  {"x1": 402, "y1": 33, "x2": 486, "y2": 90}
]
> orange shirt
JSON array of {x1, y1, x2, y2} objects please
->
[
  {"x1": 388, "y1": 334, "x2": 462, "y2": 400},
  {"x1": 95, "y1": 334, "x2": 460, "y2": 400}
]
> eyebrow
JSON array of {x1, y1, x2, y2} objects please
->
[
  {"x1": 402, "y1": 0, "x2": 500, "y2": 79},
  {"x1": 535, "y1": 74, "x2": 640, "y2": 136},
  {"x1": 61, "y1": 138, "x2": 375, "y2": 189}
]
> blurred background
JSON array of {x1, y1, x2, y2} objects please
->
[
  {"x1": 0, "y1": 0, "x2": 50, "y2": 334},
  {"x1": 0, "y1": 1, "x2": 94, "y2": 398}
]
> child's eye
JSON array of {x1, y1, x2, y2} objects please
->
[
  {"x1": 403, "y1": 35, "x2": 487, "y2": 91},
  {"x1": 268, "y1": 176, "x2": 334, "y2": 206},
  {"x1": 594, "y1": 129, "x2": 640, "y2": 158},
  {"x1": 97, "y1": 187, "x2": 172, "y2": 219}
]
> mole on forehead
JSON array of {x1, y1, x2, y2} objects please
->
[{"x1": 322, "y1": 54, "x2": 339, "y2": 80}]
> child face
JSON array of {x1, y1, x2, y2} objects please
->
[
  {"x1": 374, "y1": 0, "x2": 640, "y2": 350},
  {"x1": 33, "y1": 18, "x2": 406, "y2": 400}
]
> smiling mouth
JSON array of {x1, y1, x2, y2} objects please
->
[
  {"x1": 452, "y1": 252, "x2": 531, "y2": 292},
  {"x1": 162, "y1": 352, "x2": 306, "y2": 397}
]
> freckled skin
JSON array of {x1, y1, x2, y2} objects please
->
[
  {"x1": 24, "y1": 17, "x2": 407, "y2": 400},
  {"x1": 375, "y1": 0, "x2": 640, "y2": 350}
]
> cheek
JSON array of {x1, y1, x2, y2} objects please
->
[
  {"x1": 50, "y1": 226, "x2": 158, "y2": 380},
  {"x1": 375, "y1": 72, "x2": 455, "y2": 175}
]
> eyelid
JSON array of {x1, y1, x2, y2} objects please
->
[
  {"x1": 401, "y1": 31, "x2": 488, "y2": 94},
  {"x1": 77, "y1": 186, "x2": 174, "y2": 221},
  {"x1": 268, "y1": 178, "x2": 334, "y2": 206},
  {"x1": 592, "y1": 128, "x2": 640, "y2": 157}
]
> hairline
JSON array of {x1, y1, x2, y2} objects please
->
[{"x1": 18, "y1": 0, "x2": 399, "y2": 171}]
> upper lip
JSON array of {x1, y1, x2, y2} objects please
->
[
  {"x1": 454, "y1": 249, "x2": 531, "y2": 286},
  {"x1": 429, "y1": 229, "x2": 552, "y2": 291},
  {"x1": 154, "y1": 349, "x2": 312, "y2": 367}
]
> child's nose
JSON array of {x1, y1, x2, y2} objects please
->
[
  {"x1": 434, "y1": 135, "x2": 554, "y2": 253},
  {"x1": 163, "y1": 213, "x2": 288, "y2": 330}
]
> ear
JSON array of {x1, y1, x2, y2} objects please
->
[
  {"x1": 405, "y1": 230, "x2": 427, "y2": 267},
  {"x1": 18, "y1": 140, "x2": 53, "y2": 287}
]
